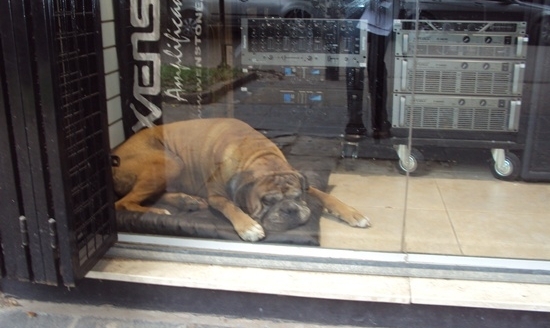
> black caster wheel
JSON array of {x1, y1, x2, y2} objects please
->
[
  {"x1": 396, "y1": 148, "x2": 424, "y2": 175},
  {"x1": 341, "y1": 142, "x2": 359, "y2": 159},
  {"x1": 490, "y1": 152, "x2": 521, "y2": 181}
]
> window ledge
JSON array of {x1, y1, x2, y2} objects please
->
[{"x1": 87, "y1": 237, "x2": 550, "y2": 313}]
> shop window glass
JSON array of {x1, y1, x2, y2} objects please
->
[{"x1": 111, "y1": 0, "x2": 550, "y2": 263}]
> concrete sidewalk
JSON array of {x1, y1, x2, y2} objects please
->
[
  {"x1": 1, "y1": 294, "x2": 361, "y2": 328},
  {"x1": 3, "y1": 279, "x2": 550, "y2": 328}
]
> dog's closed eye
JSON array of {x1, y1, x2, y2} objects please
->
[{"x1": 262, "y1": 193, "x2": 283, "y2": 206}]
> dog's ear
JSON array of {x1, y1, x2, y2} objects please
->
[
  {"x1": 297, "y1": 172, "x2": 309, "y2": 192},
  {"x1": 227, "y1": 171, "x2": 255, "y2": 203}
]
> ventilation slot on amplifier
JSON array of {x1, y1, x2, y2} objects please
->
[
  {"x1": 401, "y1": 107, "x2": 508, "y2": 131},
  {"x1": 414, "y1": 44, "x2": 522, "y2": 59},
  {"x1": 407, "y1": 71, "x2": 514, "y2": 95}
]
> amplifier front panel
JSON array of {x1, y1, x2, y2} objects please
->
[
  {"x1": 392, "y1": 94, "x2": 521, "y2": 132},
  {"x1": 395, "y1": 36, "x2": 529, "y2": 59},
  {"x1": 390, "y1": 19, "x2": 527, "y2": 136},
  {"x1": 394, "y1": 20, "x2": 528, "y2": 59},
  {"x1": 241, "y1": 18, "x2": 368, "y2": 67},
  {"x1": 393, "y1": 58, "x2": 525, "y2": 96}
]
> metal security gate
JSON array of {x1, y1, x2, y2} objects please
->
[
  {"x1": 0, "y1": 0, "x2": 116, "y2": 286},
  {"x1": 0, "y1": 31, "x2": 32, "y2": 282},
  {"x1": 521, "y1": 13, "x2": 550, "y2": 181}
]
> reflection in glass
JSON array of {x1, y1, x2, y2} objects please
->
[{"x1": 113, "y1": 0, "x2": 550, "y2": 261}]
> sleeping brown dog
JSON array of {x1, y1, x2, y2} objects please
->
[{"x1": 112, "y1": 118, "x2": 370, "y2": 241}]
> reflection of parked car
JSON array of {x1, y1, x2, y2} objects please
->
[
  {"x1": 399, "y1": 0, "x2": 550, "y2": 45},
  {"x1": 175, "y1": 0, "x2": 550, "y2": 44},
  {"x1": 178, "y1": 0, "x2": 329, "y2": 38}
]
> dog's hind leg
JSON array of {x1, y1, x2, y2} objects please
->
[
  {"x1": 156, "y1": 193, "x2": 208, "y2": 212},
  {"x1": 115, "y1": 154, "x2": 182, "y2": 215},
  {"x1": 115, "y1": 174, "x2": 170, "y2": 214}
]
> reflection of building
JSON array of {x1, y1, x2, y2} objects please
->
[{"x1": 239, "y1": 17, "x2": 369, "y2": 136}]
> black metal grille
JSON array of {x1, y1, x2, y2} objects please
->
[{"x1": 52, "y1": 0, "x2": 115, "y2": 269}]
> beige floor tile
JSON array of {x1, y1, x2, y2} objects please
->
[
  {"x1": 449, "y1": 210, "x2": 550, "y2": 260},
  {"x1": 406, "y1": 178, "x2": 446, "y2": 210},
  {"x1": 435, "y1": 178, "x2": 550, "y2": 213},
  {"x1": 404, "y1": 209, "x2": 462, "y2": 255},
  {"x1": 327, "y1": 174, "x2": 407, "y2": 210},
  {"x1": 320, "y1": 207, "x2": 404, "y2": 252},
  {"x1": 325, "y1": 157, "x2": 550, "y2": 260}
]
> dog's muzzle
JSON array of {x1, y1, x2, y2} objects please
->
[{"x1": 261, "y1": 199, "x2": 311, "y2": 232}]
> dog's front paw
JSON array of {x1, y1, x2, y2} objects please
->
[
  {"x1": 349, "y1": 214, "x2": 371, "y2": 228},
  {"x1": 237, "y1": 221, "x2": 265, "y2": 242},
  {"x1": 149, "y1": 207, "x2": 171, "y2": 215},
  {"x1": 327, "y1": 207, "x2": 371, "y2": 228}
]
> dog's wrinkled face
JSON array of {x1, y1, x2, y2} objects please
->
[{"x1": 231, "y1": 172, "x2": 311, "y2": 232}]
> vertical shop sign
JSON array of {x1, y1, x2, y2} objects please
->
[
  {"x1": 130, "y1": 0, "x2": 162, "y2": 132},
  {"x1": 194, "y1": 0, "x2": 204, "y2": 114},
  {"x1": 126, "y1": 0, "x2": 205, "y2": 132}
]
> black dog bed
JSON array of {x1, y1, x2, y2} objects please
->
[{"x1": 116, "y1": 156, "x2": 336, "y2": 246}]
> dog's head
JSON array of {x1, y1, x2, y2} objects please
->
[{"x1": 228, "y1": 171, "x2": 311, "y2": 232}]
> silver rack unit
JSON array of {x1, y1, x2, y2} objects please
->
[
  {"x1": 393, "y1": 58, "x2": 525, "y2": 96},
  {"x1": 393, "y1": 20, "x2": 528, "y2": 59},
  {"x1": 390, "y1": 20, "x2": 529, "y2": 180},
  {"x1": 241, "y1": 18, "x2": 368, "y2": 68},
  {"x1": 392, "y1": 20, "x2": 527, "y2": 132},
  {"x1": 392, "y1": 94, "x2": 521, "y2": 132}
]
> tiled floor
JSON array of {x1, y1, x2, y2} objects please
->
[
  {"x1": 161, "y1": 104, "x2": 550, "y2": 261},
  {"x1": 321, "y1": 156, "x2": 550, "y2": 260}
]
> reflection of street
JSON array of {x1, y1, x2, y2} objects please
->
[{"x1": 162, "y1": 70, "x2": 356, "y2": 137}]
